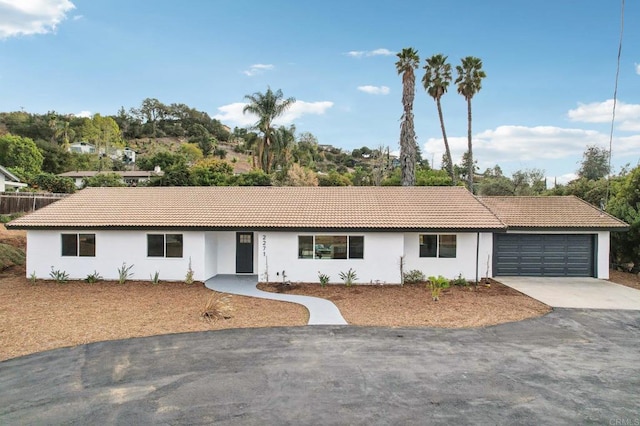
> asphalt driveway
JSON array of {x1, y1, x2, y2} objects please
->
[
  {"x1": 1, "y1": 310, "x2": 639, "y2": 425},
  {"x1": 497, "y1": 277, "x2": 640, "y2": 310}
]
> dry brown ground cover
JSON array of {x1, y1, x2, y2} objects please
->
[
  {"x1": 2, "y1": 223, "x2": 637, "y2": 362},
  {"x1": 258, "y1": 280, "x2": 552, "y2": 328},
  {"x1": 608, "y1": 269, "x2": 640, "y2": 290}
]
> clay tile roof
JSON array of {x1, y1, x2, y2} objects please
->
[
  {"x1": 479, "y1": 196, "x2": 628, "y2": 230},
  {"x1": 7, "y1": 186, "x2": 506, "y2": 230}
]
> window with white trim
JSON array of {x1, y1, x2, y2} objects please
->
[
  {"x1": 147, "y1": 234, "x2": 183, "y2": 258},
  {"x1": 298, "y1": 235, "x2": 364, "y2": 259},
  {"x1": 419, "y1": 234, "x2": 456, "y2": 258}
]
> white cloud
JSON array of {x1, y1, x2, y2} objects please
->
[
  {"x1": 635, "y1": 63, "x2": 640, "y2": 75},
  {"x1": 345, "y1": 48, "x2": 394, "y2": 58},
  {"x1": 424, "y1": 124, "x2": 640, "y2": 175},
  {"x1": 243, "y1": 63, "x2": 274, "y2": 77},
  {"x1": 72, "y1": 14, "x2": 82, "y2": 20},
  {"x1": 0, "y1": 0, "x2": 75, "y2": 39},
  {"x1": 357, "y1": 85, "x2": 390, "y2": 95},
  {"x1": 213, "y1": 100, "x2": 334, "y2": 127},
  {"x1": 567, "y1": 99, "x2": 640, "y2": 131},
  {"x1": 75, "y1": 110, "x2": 92, "y2": 118},
  {"x1": 549, "y1": 173, "x2": 578, "y2": 186}
]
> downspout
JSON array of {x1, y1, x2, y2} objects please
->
[{"x1": 475, "y1": 232, "x2": 480, "y2": 287}]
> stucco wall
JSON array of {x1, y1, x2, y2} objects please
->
[
  {"x1": 402, "y1": 232, "x2": 493, "y2": 281},
  {"x1": 27, "y1": 230, "x2": 206, "y2": 281},
  {"x1": 258, "y1": 232, "x2": 405, "y2": 284}
]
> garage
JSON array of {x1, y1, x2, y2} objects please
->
[{"x1": 494, "y1": 234, "x2": 594, "y2": 277}]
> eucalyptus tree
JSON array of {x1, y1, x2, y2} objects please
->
[
  {"x1": 455, "y1": 56, "x2": 486, "y2": 193},
  {"x1": 243, "y1": 87, "x2": 296, "y2": 172},
  {"x1": 423, "y1": 54, "x2": 455, "y2": 184},
  {"x1": 395, "y1": 47, "x2": 420, "y2": 186}
]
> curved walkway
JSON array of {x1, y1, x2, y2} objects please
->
[{"x1": 205, "y1": 275, "x2": 347, "y2": 325}]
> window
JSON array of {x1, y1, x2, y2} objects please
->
[
  {"x1": 298, "y1": 235, "x2": 364, "y2": 259},
  {"x1": 61, "y1": 233, "x2": 95, "y2": 257},
  {"x1": 239, "y1": 234, "x2": 252, "y2": 244},
  {"x1": 419, "y1": 234, "x2": 456, "y2": 258},
  {"x1": 148, "y1": 234, "x2": 183, "y2": 258},
  {"x1": 348, "y1": 236, "x2": 364, "y2": 259}
]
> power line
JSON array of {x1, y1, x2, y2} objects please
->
[{"x1": 605, "y1": 0, "x2": 625, "y2": 207}]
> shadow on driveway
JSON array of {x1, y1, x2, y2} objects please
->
[{"x1": 1, "y1": 310, "x2": 639, "y2": 424}]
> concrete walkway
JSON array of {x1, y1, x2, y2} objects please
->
[
  {"x1": 497, "y1": 276, "x2": 640, "y2": 310},
  {"x1": 205, "y1": 275, "x2": 348, "y2": 325}
]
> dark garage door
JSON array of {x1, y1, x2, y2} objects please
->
[{"x1": 494, "y1": 234, "x2": 594, "y2": 277}]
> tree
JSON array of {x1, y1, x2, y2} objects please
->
[
  {"x1": 0, "y1": 134, "x2": 44, "y2": 174},
  {"x1": 284, "y1": 163, "x2": 318, "y2": 186},
  {"x1": 607, "y1": 165, "x2": 640, "y2": 266},
  {"x1": 28, "y1": 173, "x2": 76, "y2": 193},
  {"x1": 83, "y1": 173, "x2": 127, "y2": 188},
  {"x1": 578, "y1": 145, "x2": 610, "y2": 181},
  {"x1": 423, "y1": 53, "x2": 455, "y2": 184},
  {"x1": 243, "y1": 87, "x2": 296, "y2": 173},
  {"x1": 455, "y1": 56, "x2": 486, "y2": 193},
  {"x1": 395, "y1": 47, "x2": 420, "y2": 186}
]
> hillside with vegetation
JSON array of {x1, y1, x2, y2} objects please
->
[{"x1": 0, "y1": 92, "x2": 638, "y2": 270}]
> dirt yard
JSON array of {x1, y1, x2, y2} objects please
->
[{"x1": 1, "y1": 223, "x2": 636, "y2": 361}]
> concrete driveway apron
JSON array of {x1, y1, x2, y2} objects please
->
[{"x1": 496, "y1": 277, "x2": 640, "y2": 310}]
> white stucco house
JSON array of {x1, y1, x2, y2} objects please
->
[
  {"x1": 7, "y1": 186, "x2": 627, "y2": 283},
  {"x1": 58, "y1": 169, "x2": 163, "y2": 188},
  {"x1": 0, "y1": 166, "x2": 28, "y2": 192}
]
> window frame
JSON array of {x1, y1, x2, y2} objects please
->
[
  {"x1": 61, "y1": 233, "x2": 96, "y2": 257},
  {"x1": 297, "y1": 235, "x2": 364, "y2": 260},
  {"x1": 147, "y1": 233, "x2": 184, "y2": 258},
  {"x1": 419, "y1": 234, "x2": 457, "y2": 258}
]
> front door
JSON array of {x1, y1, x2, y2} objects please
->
[{"x1": 235, "y1": 232, "x2": 254, "y2": 273}]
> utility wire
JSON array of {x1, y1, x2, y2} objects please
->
[{"x1": 605, "y1": 0, "x2": 625, "y2": 207}]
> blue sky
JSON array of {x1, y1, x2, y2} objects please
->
[{"x1": 0, "y1": 0, "x2": 638, "y2": 183}]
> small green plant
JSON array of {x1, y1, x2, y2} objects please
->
[
  {"x1": 150, "y1": 271, "x2": 160, "y2": 284},
  {"x1": 185, "y1": 257, "x2": 194, "y2": 284},
  {"x1": 318, "y1": 272, "x2": 330, "y2": 287},
  {"x1": 339, "y1": 268, "x2": 358, "y2": 287},
  {"x1": 117, "y1": 262, "x2": 134, "y2": 284},
  {"x1": 427, "y1": 275, "x2": 450, "y2": 301},
  {"x1": 85, "y1": 271, "x2": 102, "y2": 284},
  {"x1": 452, "y1": 273, "x2": 468, "y2": 287},
  {"x1": 29, "y1": 270, "x2": 37, "y2": 284},
  {"x1": 403, "y1": 269, "x2": 426, "y2": 284},
  {"x1": 49, "y1": 267, "x2": 69, "y2": 284}
]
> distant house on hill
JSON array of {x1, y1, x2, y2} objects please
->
[
  {"x1": 0, "y1": 166, "x2": 27, "y2": 192},
  {"x1": 68, "y1": 142, "x2": 96, "y2": 154},
  {"x1": 58, "y1": 167, "x2": 163, "y2": 188}
]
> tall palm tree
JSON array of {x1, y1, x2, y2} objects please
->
[
  {"x1": 395, "y1": 47, "x2": 420, "y2": 186},
  {"x1": 423, "y1": 54, "x2": 455, "y2": 184},
  {"x1": 243, "y1": 87, "x2": 296, "y2": 172},
  {"x1": 455, "y1": 56, "x2": 486, "y2": 193}
]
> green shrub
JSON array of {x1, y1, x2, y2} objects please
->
[
  {"x1": 339, "y1": 268, "x2": 358, "y2": 287},
  {"x1": 0, "y1": 243, "x2": 25, "y2": 269},
  {"x1": 150, "y1": 271, "x2": 160, "y2": 284},
  {"x1": 49, "y1": 267, "x2": 69, "y2": 284},
  {"x1": 427, "y1": 275, "x2": 450, "y2": 301},
  {"x1": 318, "y1": 272, "x2": 330, "y2": 287},
  {"x1": 117, "y1": 262, "x2": 134, "y2": 284},
  {"x1": 452, "y1": 273, "x2": 468, "y2": 286},
  {"x1": 85, "y1": 271, "x2": 102, "y2": 284},
  {"x1": 403, "y1": 269, "x2": 426, "y2": 284}
]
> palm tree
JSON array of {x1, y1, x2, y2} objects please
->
[
  {"x1": 455, "y1": 56, "x2": 486, "y2": 193},
  {"x1": 395, "y1": 47, "x2": 420, "y2": 186},
  {"x1": 423, "y1": 54, "x2": 455, "y2": 184},
  {"x1": 243, "y1": 88, "x2": 296, "y2": 172}
]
